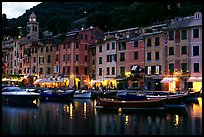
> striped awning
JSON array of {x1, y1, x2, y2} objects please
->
[
  {"x1": 187, "y1": 77, "x2": 202, "y2": 82},
  {"x1": 160, "y1": 77, "x2": 178, "y2": 83}
]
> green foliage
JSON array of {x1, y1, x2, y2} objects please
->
[{"x1": 2, "y1": 2, "x2": 202, "y2": 39}]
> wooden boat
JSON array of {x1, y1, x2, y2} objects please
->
[
  {"x1": 96, "y1": 98, "x2": 167, "y2": 109},
  {"x1": 186, "y1": 91, "x2": 200, "y2": 98},
  {"x1": 98, "y1": 90, "x2": 118, "y2": 98},
  {"x1": 74, "y1": 90, "x2": 92, "y2": 99},
  {"x1": 146, "y1": 92, "x2": 188, "y2": 107},
  {"x1": 2, "y1": 86, "x2": 40, "y2": 103},
  {"x1": 40, "y1": 89, "x2": 75, "y2": 101},
  {"x1": 117, "y1": 92, "x2": 147, "y2": 101}
]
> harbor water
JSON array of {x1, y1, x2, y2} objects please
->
[{"x1": 2, "y1": 97, "x2": 202, "y2": 135}]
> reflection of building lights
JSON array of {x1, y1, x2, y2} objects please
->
[
  {"x1": 118, "y1": 108, "x2": 122, "y2": 115},
  {"x1": 64, "y1": 105, "x2": 69, "y2": 113},
  {"x1": 33, "y1": 99, "x2": 37, "y2": 104},
  {"x1": 70, "y1": 103, "x2": 73, "y2": 119},
  {"x1": 174, "y1": 115, "x2": 179, "y2": 127},
  {"x1": 93, "y1": 100, "x2": 97, "y2": 116},
  {"x1": 125, "y1": 115, "x2": 129, "y2": 125},
  {"x1": 84, "y1": 102, "x2": 87, "y2": 119}
]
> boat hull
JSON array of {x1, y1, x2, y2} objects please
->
[
  {"x1": 97, "y1": 98, "x2": 166, "y2": 109},
  {"x1": 2, "y1": 94, "x2": 40, "y2": 103},
  {"x1": 40, "y1": 90, "x2": 75, "y2": 101},
  {"x1": 74, "y1": 91, "x2": 92, "y2": 99}
]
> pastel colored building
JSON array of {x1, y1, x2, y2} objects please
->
[
  {"x1": 143, "y1": 23, "x2": 168, "y2": 91},
  {"x1": 165, "y1": 11, "x2": 202, "y2": 92}
]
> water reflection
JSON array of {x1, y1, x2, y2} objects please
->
[{"x1": 2, "y1": 98, "x2": 202, "y2": 135}]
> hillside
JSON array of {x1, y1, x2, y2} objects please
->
[{"x1": 2, "y1": 2, "x2": 202, "y2": 39}]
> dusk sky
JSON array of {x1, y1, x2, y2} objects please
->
[{"x1": 2, "y1": 2, "x2": 41, "y2": 19}]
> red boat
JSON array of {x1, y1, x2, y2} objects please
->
[{"x1": 96, "y1": 98, "x2": 167, "y2": 109}]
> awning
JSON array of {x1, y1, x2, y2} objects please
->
[
  {"x1": 187, "y1": 77, "x2": 202, "y2": 82},
  {"x1": 56, "y1": 78, "x2": 67, "y2": 83},
  {"x1": 160, "y1": 77, "x2": 178, "y2": 83},
  {"x1": 89, "y1": 79, "x2": 103, "y2": 84},
  {"x1": 131, "y1": 66, "x2": 138, "y2": 71}
]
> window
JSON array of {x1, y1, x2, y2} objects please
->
[
  {"x1": 76, "y1": 54, "x2": 78, "y2": 61},
  {"x1": 46, "y1": 46, "x2": 49, "y2": 52},
  {"x1": 112, "y1": 42, "x2": 115, "y2": 49},
  {"x1": 41, "y1": 47, "x2": 43, "y2": 52},
  {"x1": 99, "y1": 45, "x2": 102, "y2": 52},
  {"x1": 99, "y1": 68, "x2": 102, "y2": 76},
  {"x1": 85, "y1": 35, "x2": 88, "y2": 40},
  {"x1": 63, "y1": 43, "x2": 66, "y2": 49},
  {"x1": 84, "y1": 67, "x2": 87, "y2": 74},
  {"x1": 134, "y1": 41, "x2": 138, "y2": 47},
  {"x1": 67, "y1": 66, "x2": 70, "y2": 74},
  {"x1": 63, "y1": 66, "x2": 66, "y2": 74},
  {"x1": 107, "y1": 67, "x2": 110, "y2": 75},
  {"x1": 63, "y1": 55, "x2": 66, "y2": 62},
  {"x1": 56, "y1": 54, "x2": 59, "y2": 61},
  {"x1": 50, "y1": 46, "x2": 53, "y2": 51},
  {"x1": 68, "y1": 43, "x2": 70, "y2": 49},
  {"x1": 193, "y1": 46, "x2": 199, "y2": 56},
  {"x1": 56, "y1": 45, "x2": 59, "y2": 51},
  {"x1": 120, "y1": 67, "x2": 125, "y2": 76},
  {"x1": 85, "y1": 44, "x2": 87, "y2": 50},
  {"x1": 107, "y1": 43, "x2": 110, "y2": 50},
  {"x1": 194, "y1": 63, "x2": 199, "y2": 72},
  {"x1": 181, "y1": 63, "x2": 187, "y2": 72},
  {"x1": 47, "y1": 55, "x2": 50, "y2": 63},
  {"x1": 147, "y1": 39, "x2": 151, "y2": 47},
  {"x1": 155, "y1": 51, "x2": 159, "y2": 60},
  {"x1": 155, "y1": 37, "x2": 160, "y2": 46},
  {"x1": 169, "y1": 63, "x2": 174, "y2": 73},
  {"x1": 147, "y1": 52, "x2": 151, "y2": 60},
  {"x1": 169, "y1": 47, "x2": 174, "y2": 55},
  {"x1": 107, "y1": 55, "x2": 110, "y2": 62},
  {"x1": 155, "y1": 66, "x2": 160, "y2": 74},
  {"x1": 99, "y1": 57, "x2": 102, "y2": 64},
  {"x1": 118, "y1": 42, "x2": 126, "y2": 50},
  {"x1": 134, "y1": 52, "x2": 138, "y2": 60},
  {"x1": 120, "y1": 52, "x2": 125, "y2": 61},
  {"x1": 68, "y1": 54, "x2": 70, "y2": 61},
  {"x1": 80, "y1": 34, "x2": 83, "y2": 39},
  {"x1": 92, "y1": 59, "x2": 95, "y2": 65},
  {"x1": 175, "y1": 30, "x2": 180, "y2": 43},
  {"x1": 193, "y1": 28, "x2": 199, "y2": 38},
  {"x1": 76, "y1": 43, "x2": 79, "y2": 49},
  {"x1": 147, "y1": 66, "x2": 151, "y2": 74},
  {"x1": 112, "y1": 67, "x2": 115, "y2": 75},
  {"x1": 85, "y1": 56, "x2": 87, "y2": 62},
  {"x1": 40, "y1": 68, "x2": 43, "y2": 74},
  {"x1": 181, "y1": 30, "x2": 187, "y2": 40},
  {"x1": 47, "y1": 67, "x2": 50, "y2": 74},
  {"x1": 169, "y1": 31, "x2": 174, "y2": 40},
  {"x1": 76, "y1": 66, "x2": 78, "y2": 74},
  {"x1": 181, "y1": 46, "x2": 187, "y2": 54},
  {"x1": 33, "y1": 57, "x2": 36, "y2": 63}
]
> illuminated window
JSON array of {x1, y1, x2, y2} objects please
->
[
  {"x1": 147, "y1": 66, "x2": 151, "y2": 74},
  {"x1": 155, "y1": 66, "x2": 160, "y2": 74}
]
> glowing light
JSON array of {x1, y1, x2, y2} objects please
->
[
  {"x1": 125, "y1": 115, "x2": 129, "y2": 125},
  {"x1": 70, "y1": 103, "x2": 73, "y2": 119},
  {"x1": 84, "y1": 102, "x2": 87, "y2": 119},
  {"x1": 174, "y1": 115, "x2": 179, "y2": 127},
  {"x1": 32, "y1": 99, "x2": 37, "y2": 105}
]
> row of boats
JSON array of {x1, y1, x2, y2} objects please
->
[{"x1": 2, "y1": 86, "x2": 201, "y2": 110}]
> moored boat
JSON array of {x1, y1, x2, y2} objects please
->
[
  {"x1": 2, "y1": 86, "x2": 40, "y2": 103},
  {"x1": 96, "y1": 97, "x2": 167, "y2": 110},
  {"x1": 74, "y1": 90, "x2": 92, "y2": 99},
  {"x1": 40, "y1": 89, "x2": 75, "y2": 101}
]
